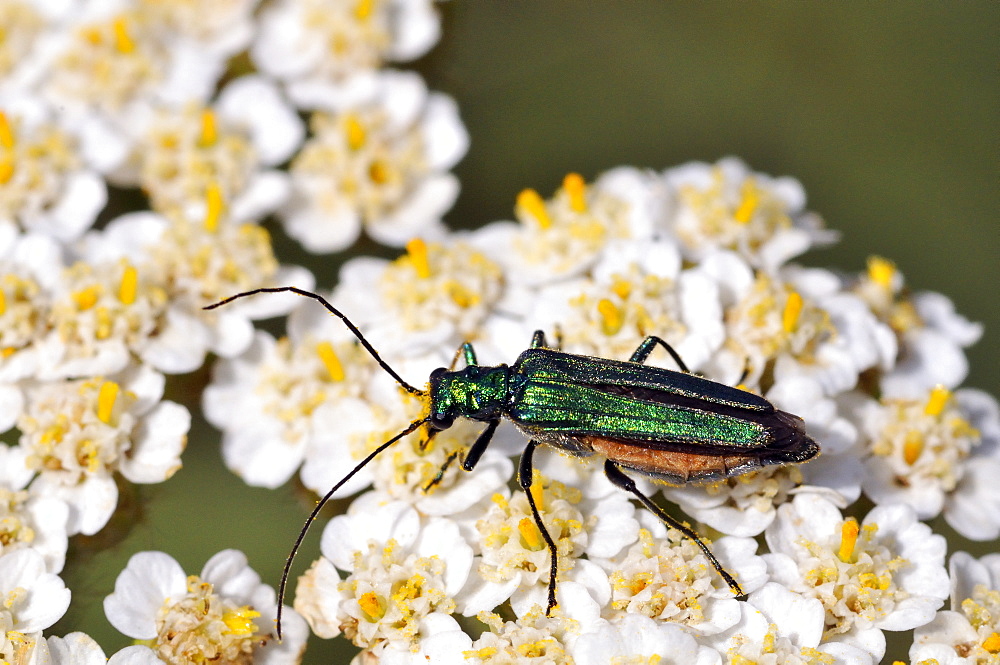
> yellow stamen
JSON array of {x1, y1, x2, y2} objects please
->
[
  {"x1": 562, "y1": 172, "x2": 587, "y2": 212},
  {"x1": 198, "y1": 109, "x2": 217, "y2": 147},
  {"x1": 0, "y1": 153, "x2": 12, "y2": 184},
  {"x1": 924, "y1": 385, "x2": 950, "y2": 417},
  {"x1": 112, "y1": 16, "x2": 135, "y2": 54},
  {"x1": 73, "y1": 286, "x2": 101, "y2": 310},
  {"x1": 118, "y1": 264, "x2": 137, "y2": 305},
  {"x1": 369, "y1": 159, "x2": 389, "y2": 184},
  {"x1": 782, "y1": 291, "x2": 803, "y2": 333},
  {"x1": 733, "y1": 180, "x2": 760, "y2": 224},
  {"x1": 354, "y1": 0, "x2": 374, "y2": 20},
  {"x1": 358, "y1": 592, "x2": 385, "y2": 621},
  {"x1": 597, "y1": 298, "x2": 624, "y2": 336},
  {"x1": 838, "y1": 517, "x2": 859, "y2": 563},
  {"x1": 221, "y1": 607, "x2": 261, "y2": 635},
  {"x1": 0, "y1": 113, "x2": 14, "y2": 184},
  {"x1": 97, "y1": 381, "x2": 119, "y2": 425},
  {"x1": 316, "y1": 341, "x2": 344, "y2": 382},
  {"x1": 0, "y1": 288, "x2": 5, "y2": 316},
  {"x1": 516, "y1": 188, "x2": 552, "y2": 229},
  {"x1": 983, "y1": 632, "x2": 1000, "y2": 654},
  {"x1": 0, "y1": 111, "x2": 13, "y2": 149},
  {"x1": 406, "y1": 238, "x2": 431, "y2": 279},
  {"x1": 610, "y1": 277, "x2": 631, "y2": 300},
  {"x1": 203, "y1": 182, "x2": 225, "y2": 232},
  {"x1": 903, "y1": 431, "x2": 923, "y2": 466},
  {"x1": 867, "y1": 256, "x2": 897, "y2": 289},
  {"x1": 518, "y1": 517, "x2": 545, "y2": 551},
  {"x1": 529, "y1": 471, "x2": 545, "y2": 512},
  {"x1": 345, "y1": 114, "x2": 366, "y2": 151},
  {"x1": 95, "y1": 306, "x2": 112, "y2": 339}
]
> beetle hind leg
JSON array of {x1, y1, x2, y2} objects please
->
[
  {"x1": 519, "y1": 439, "x2": 560, "y2": 615},
  {"x1": 603, "y1": 459, "x2": 746, "y2": 600},
  {"x1": 629, "y1": 336, "x2": 690, "y2": 373}
]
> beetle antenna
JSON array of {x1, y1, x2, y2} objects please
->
[
  {"x1": 275, "y1": 416, "x2": 429, "y2": 640},
  {"x1": 204, "y1": 287, "x2": 425, "y2": 396}
]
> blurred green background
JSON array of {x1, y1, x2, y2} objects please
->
[{"x1": 53, "y1": 3, "x2": 998, "y2": 663}]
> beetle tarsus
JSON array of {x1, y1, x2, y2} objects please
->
[{"x1": 520, "y1": 440, "x2": 560, "y2": 616}]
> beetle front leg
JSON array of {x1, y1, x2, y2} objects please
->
[
  {"x1": 629, "y1": 336, "x2": 690, "y2": 373},
  {"x1": 603, "y1": 459, "x2": 745, "y2": 600},
  {"x1": 448, "y1": 341, "x2": 479, "y2": 369},
  {"x1": 462, "y1": 419, "x2": 499, "y2": 472},
  {"x1": 519, "y1": 439, "x2": 560, "y2": 615}
]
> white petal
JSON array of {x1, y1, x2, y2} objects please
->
[{"x1": 104, "y1": 551, "x2": 186, "y2": 639}]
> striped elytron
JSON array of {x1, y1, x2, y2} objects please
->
[{"x1": 206, "y1": 286, "x2": 820, "y2": 638}]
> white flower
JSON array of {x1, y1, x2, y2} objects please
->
[
  {"x1": 17, "y1": 364, "x2": 189, "y2": 535},
  {"x1": 0, "y1": 550, "x2": 70, "y2": 646},
  {"x1": 203, "y1": 329, "x2": 381, "y2": 489},
  {"x1": 39, "y1": 5, "x2": 228, "y2": 174},
  {"x1": 327, "y1": 236, "x2": 503, "y2": 356},
  {"x1": 524, "y1": 238, "x2": 726, "y2": 373},
  {"x1": 473, "y1": 168, "x2": 662, "y2": 286},
  {"x1": 698, "y1": 253, "x2": 896, "y2": 394},
  {"x1": 104, "y1": 549, "x2": 308, "y2": 665},
  {"x1": 910, "y1": 550, "x2": 1000, "y2": 665},
  {"x1": 855, "y1": 386, "x2": 1000, "y2": 541},
  {"x1": 571, "y1": 613, "x2": 720, "y2": 665},
  {"x1": 282, "y1": 70, "x2": 467, "y2": 252},
  {"x1": 852, "y1": 256, "x2": 983, "y2": 398},
  {"x1": 0, "y1": 3, "x2": 52, "y2": 97},
  {"x1": 0, "y1": 97, "x2": 107, "y2": 241},
  {"x1": 294, "y1": 497, "x2": 471, "y2": 654},
  {"x1": 452, "y1": 585, "x2": 603, "y2": 665},
  {"x1": 591, "y1": 510, "x2": 767, "y2": 636},
  {"x1": 763, "y1": 494, "x2": 949, "y2": 661},
  {"x1": 252, "y1": 0, "x2": 442, "y2": 110},
  {"x1": 706, "y1": 583, "x2": 875, "y2": 665},
  {"x1": 456, "y1": 473, "x2": 635, "y2": 618},
  {"x1": 43, "y1": 631, "x2": 111, "y2": 665},
  {"x1": 84, "y1": 210, "x2": 314, "y2": 373},
  {"x1": 0, "y1": 443, "x2": 69, "y2": 572},
  {"x1": 33, "y1": 259, "x2": 168, "y2": 380},
  {"x1": 662, "y1": 157, "x2": 836, "y2": 271},
  {"x1": 136, "y1": 0, "x2": 261, "y2": 59},
  {"x1": 112, "y1": 76, "x2": 303, "y2": 223}
]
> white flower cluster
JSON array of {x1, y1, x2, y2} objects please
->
[
  {"x1": 208, "y1": 159, "x2": 998, "y2": 663},
  {"x1": 2, "y1": 2, "x2": 996, "y2": 665}
]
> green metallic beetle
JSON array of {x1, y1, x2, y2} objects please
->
[{"x1": 206, "y1": 286, "x2": 820, "y2": 638}]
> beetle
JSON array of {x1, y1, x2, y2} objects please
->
[{"x1": 205, "y1": 286, "x2": 820, "y2": 638}]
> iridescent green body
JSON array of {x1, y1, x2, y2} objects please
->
[{"x1": 429, "y1": 346, "x2": 819, "y2": 484}]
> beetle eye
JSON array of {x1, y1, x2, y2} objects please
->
[{"x1": 429, "y1": 412, "x2": 454, "y2": 430}]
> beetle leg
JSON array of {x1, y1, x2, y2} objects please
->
[
  {"x1": 418, "y1": 426, "x2": 439, "y2": 451},
  {"x1": 519, "y1": 440, "x2": 560, "y2": 615},
  {"x1": 462, "y1": 419, "x2": 500, "y2": 471},
  {"x1": 423, "y1": 449, "x2": 461, "y2": 492},
  {"x1": 530, "y1": 330, "x2": 548, "y2": 349},
  {"x1": 448, "y1": 342, "x2": 479, "y2": 370},
  {"x1": 603, "y1": 459, "x2": 746, "y2": 600},
  {"x1": 629, "y1": 336, "x2": 690, "y2": 373}
]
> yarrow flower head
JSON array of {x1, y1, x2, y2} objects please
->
[
  {"x1": 294, "y1": 497, "x2": 471, "y2": 658},
  {"x1": 104, "y1": 549, "x2": 308, "y2": 665},
  {"x1": 763, "y1": 493, "x2": 950, "y2": 661},
  {"x1": 911, "y1": 551, "x2": 1000, "y2": 665},
  {"x1": 15, "y1": 364, "x2": 189, "y2": 535},
  {"x1": 282, "y1": 70, "x2": 468, "y2": 252},
  {"x1": 191, "y1": 153, "x2": 993, "y2": 664}
]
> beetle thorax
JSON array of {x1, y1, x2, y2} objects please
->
[{"x1": 429, "y1": 364, "x2": 510, "y2": 423}]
